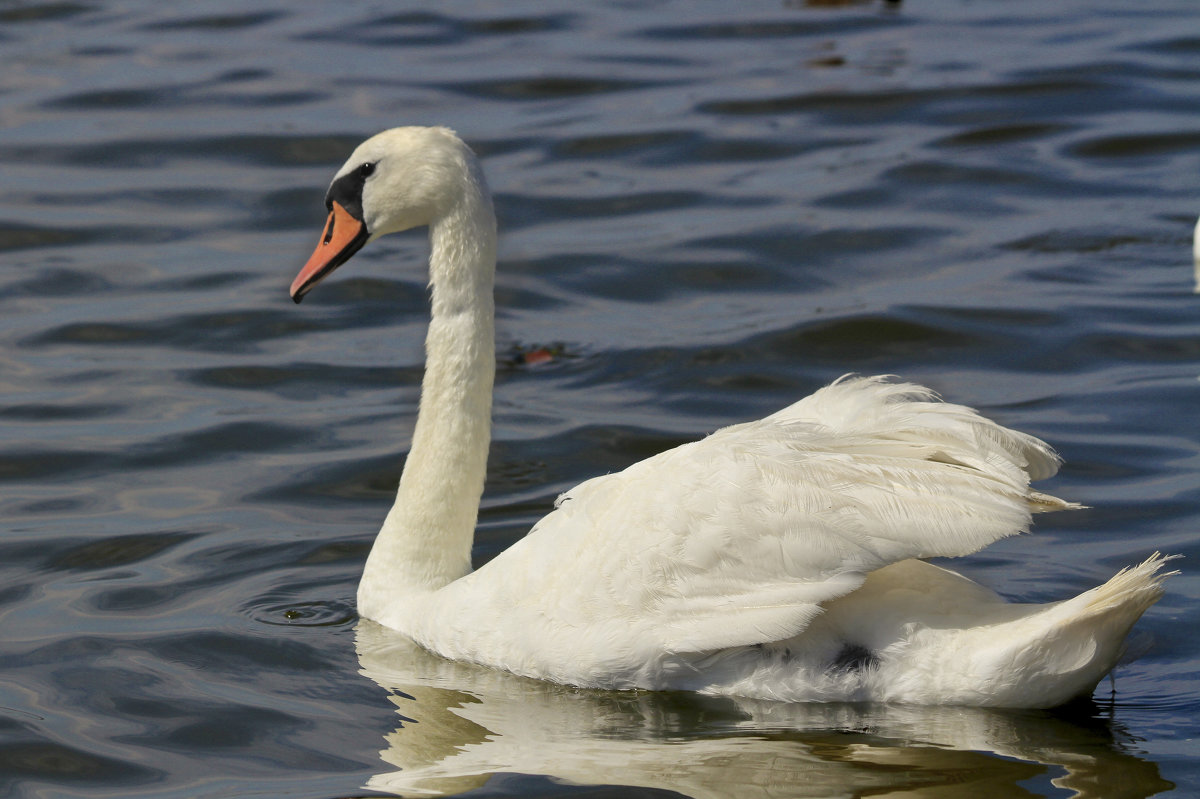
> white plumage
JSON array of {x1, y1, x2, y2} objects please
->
[
  {"x1": 291, "y1": 126, "x2": 1173, "y2": 708},
  {"x1": 1193, "y1": 214, "x2": 1200, "y2": 293}
]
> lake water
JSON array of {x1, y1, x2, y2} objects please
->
[{"x1": 1, "y1": 1, "x2": 1198, "y2": 797}]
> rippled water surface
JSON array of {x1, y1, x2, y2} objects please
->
[{"x1": 2, "y1": 1, "x2": 1199, "y2": 797}]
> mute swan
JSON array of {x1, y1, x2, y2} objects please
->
[
  {"x1": 291, "y1": 126, "x2": 1173, "y2": 708},
  {"x1": 1193, "y1": 214, "x2": 1200, "y2": 293}
]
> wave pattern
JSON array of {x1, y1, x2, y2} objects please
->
[{"x1": 0, "y1": 1, "x2": 1197, "y2": 797}]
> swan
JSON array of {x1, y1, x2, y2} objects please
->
[
  {"x1": 290, "y1": 126, "x2": 1173, "y2": 708},
  {"x1": 1193, "y1": 214, "x2": 1200, "y2": 293}
]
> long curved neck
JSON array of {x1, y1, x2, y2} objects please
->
[{"x1": 359, "y1": 178, "x2": 496, "y2": 612}]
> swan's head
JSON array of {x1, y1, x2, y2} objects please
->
[{"x1": 290, "y1": 126, "x2": 485, "y2": 302}]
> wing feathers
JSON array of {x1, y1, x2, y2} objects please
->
[{"x1": 503, "y1": 376, "x2": 1071, "y2": 663}]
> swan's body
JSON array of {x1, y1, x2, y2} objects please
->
[{"x1": 291, "y1": 126, "x2": 1173, "y2": 708}]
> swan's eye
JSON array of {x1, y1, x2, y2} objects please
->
[{"x1": 357, "y1": 162, "x2": 376, "y2": 178}]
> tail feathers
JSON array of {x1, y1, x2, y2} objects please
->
[
  {"x1": 1079, "y1": 552, "x2": 1178, "y2": 618},
  {"x1": 1033, "y1": 553, "x2": 1177, "y2": 703},
  {"x1": 975, "y1": 553, "x2": 1177, "y2": 708}
]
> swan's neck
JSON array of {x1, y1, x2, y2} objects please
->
[{"x1": 359, "y1": 183, "x2": 496, "y2": 613}]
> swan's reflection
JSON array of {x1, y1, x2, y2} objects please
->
[{"x1": 356, "y1": 621, "x2": 1171, "y2": 798}]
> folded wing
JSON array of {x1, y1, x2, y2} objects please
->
[{"x1": 516, "y1": 376, "x2": 1071, "y2": 658}]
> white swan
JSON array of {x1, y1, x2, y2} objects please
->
[
  {"x1": 1193, "y1": 214, "x2": 1200, "y2": 293},
  {"x1": 291, "y1": 126, "x2": 1173, "y2": 708}
]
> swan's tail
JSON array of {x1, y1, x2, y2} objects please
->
[
  {"x1": 984, "y1": 553, "x2": 1177, "y2": 708},
  {"x1": 1077, "y1": 552, "x2": 1176, "y2": 619}
]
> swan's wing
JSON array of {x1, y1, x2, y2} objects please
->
[
  {"x1": 516, "y1": 376, "x2": 1069, "y2": 657},
  {"x1": 764, "y1": 375, "x2": 1064, "y2": 482}
]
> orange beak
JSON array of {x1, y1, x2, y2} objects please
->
[{"x1": 290, "y1": 201, "x2": 369, "y2": 303}]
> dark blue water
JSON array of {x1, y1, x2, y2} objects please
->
[{"x1": 1, "y1": 1, "x2": 1198, "y2": 797}]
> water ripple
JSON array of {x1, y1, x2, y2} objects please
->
[{"x1": 1, "y1": 1, "x2": 1197, "y2": 797}]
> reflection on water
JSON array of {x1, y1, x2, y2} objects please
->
[{"x1": 356, "y1": 622, "x2": 1172, "y2": 799}]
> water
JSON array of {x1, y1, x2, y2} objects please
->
[{"x1": 1, "y1": 1, "x2": 1198, "y2": 796}]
